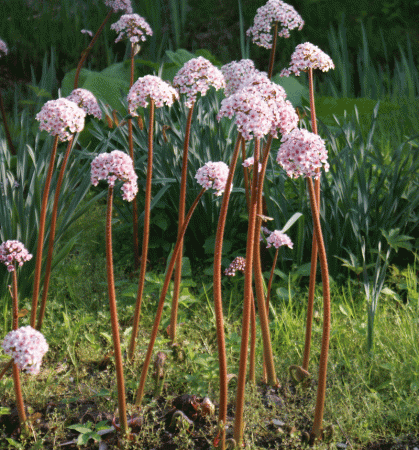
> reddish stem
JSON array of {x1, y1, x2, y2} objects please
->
[
  {"x1": 128, "y1": 99, "x2": 155, "y2": 361},
  {"x1": 302, "y1": 68, "x2": 321, "y2": 371},
  {"x1": 212, "y1": 134, "x2": 243, "y2": 450},
  {"x1": 306, "y1": 177, "x2": 331, "y2": 440},
  {"x1": 128, "y1": 43, "x2": 140, "y2": 271},
  {"x1": 267, "y1": 22, "x2": 279, "y2": 80},
  {"x1": 105, "y1": 187, "x2": 128, "y2": 435},
  {"x1": 74, "y1": 10, "x2": 113, "y2": 89},
  {"x1": 135, "y1": 188, "x2": 206, "y2": 406},
  {"x1": 169, "y1": 103, "x2": 195, "y2": 343},
  {"x1": 37, "y1": 136, "x2": 74, "y2": 330},
  {"x1": 30, "y1": 135, "x2": 59, "y2": 328},
  {"x1": 11, "y1": 268, "x2": 28, "y2": 433},
  {"x1": 233, "y1": 138, "x2": 260, "y2": 446}
]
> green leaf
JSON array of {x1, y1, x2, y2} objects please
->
[
  {"x1": 281, "y1": 212, "x2": 303, "y2": 233},
  {"x1": 381, "y1": 228, "x2": 413, "y2": 253},
  {"x1": 271, "y1": 74, "x2": 309, "y2": 107},
  {"x1": 67, "y1": 424, "x2": 93, "y2": 434}
]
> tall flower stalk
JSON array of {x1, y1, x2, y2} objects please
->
[
  {"x1": 110, "y1": 13, "x2": 153, "y2": 270},
  {"x1": 90, "y1": 150, "x2": 138, "y2": 436},
  {"x1": 135, "y1": 161, "x2": 229, "y2": 406},
  {"x1": 1, "y1": 241, "x2": 38, "y2": 434},
  {"x1": 30, "y1": 99, "x2": 86, "y2": 328},
  {"x1": 37, "y1": 90, "x2": 100, "y2": 330},
  {"x1": 277, "y1": 127, "x2": 331, "y2": 440},
  {"x1": 281, "y1": 42, "x2": 335, "y2": 373},
  {"x1": 169, "y1": 57, "x2": 225, "y2": 343},
  {"x1": 127, "y1": 76, "x2": 178, "y2": 361},
  {"x1": 73, "y1": 0, "x2": 133, "y2": 89}
]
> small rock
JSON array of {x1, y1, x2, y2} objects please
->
[
  {"x1": 336, "y1": 443, "x2": 348, "y2": 449},
  {"x1": 271, "y1": 419, "x2": 285, "y2": 427}
]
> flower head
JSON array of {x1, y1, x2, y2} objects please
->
[
  {"x1": 91, "y1": 150, "x2": 138, "y2": 201},
  {"x1": 0, "y1": 39, "x2": 8, "y2": 58},
  {"x1": 240, "y1": 72, "x2": 298, "y2": 136},
  {"x1": 111, "y1": 14, "x2": 153, "y2": 44},
  {"x1": 0, "y1": 240, "x2": 33, "y2": 272},
  {"x1": 127, "y1": 75, "x2": 179, "y2": 116},
  {"x1": 247, "y1": 0, "x2": 304, "y2": 49},
  {"x1": 266, "y1": 230, "x2": 293, "y2": 249},
  {"x1": 277, "y1": 128, "x2": 329, "y2": 179},
  {"x1": 280, "y1": 42, "x2": 335, "y2": 77},
  {"x1": 173, "y1": 57, "x2": 225, "y2": 108},
  {"x1": 2, "y1": 326, "x2": 48, "y2": 375},
  {"x1": 242, "y1": 156, "x2": 262, "y2": 173},
  {"x1": 195, "y1": 161, "x2": 229, "y2": 196},
  {"x1": 224, "y1": 256, "x2": 246, "y2": 276},
  {"x1": 217, "y1": 89, "x2": 273, "y2": 141},
  {"x1": 35, "y1": 98, "x2": 86, "y2": 142},
  {"x1": 221, "y1": 59, "x2": 260, "y2": 97},
  {"x1": 104, "y1": 0, "x2": 132, "y2": 14},
  {"x1": 67, "y1": 89, "x2": 102, "y2": 119},
  {"x1": 81, "y1": 29, "x2": 93, "y2": 37}
]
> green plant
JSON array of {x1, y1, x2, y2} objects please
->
[{"x1": 67, "y1": 420, "x2": 109, "y2": 446}]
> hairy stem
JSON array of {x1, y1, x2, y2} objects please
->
[
  {"x1": 233, "y1": 138, "x2": 260, "y2": 446},
  {"x1": 128, "y1": 99, "x2": 155, "y2": 361},
  {"x1": 74, "y1": 10, "x2": 113, "y2": 89},
  {"x1": 169, "y1": 103, "x2": 195, "y2": 343},
  {"x1": 135, "y1": 188, "x2": 206, "y2": 406},
  {"x1": 267, "y1": 22, "x2": 279, "y2": 80},
  {"x1": 106, "y1": 187, "x2": 128, "y2": 435},
  {"x1": 213, "y1": 134, "x2": 243, "y2": 450},
  {"x1": 37, "y1": 136, "x2": 75, "y2": 330},
  {"x1": 30, "y1": 135, "x2": 59, "y2": 328}
]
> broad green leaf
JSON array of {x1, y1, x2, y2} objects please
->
[
  {"x1": 271, "y1": 74, "x2": 309, "y2": 107},
  {"x1": 381, "y1": 228, "x2": 413, "y2": 253}
]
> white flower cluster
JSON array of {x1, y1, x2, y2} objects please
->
[
  {"x1": 221, "y1": 59, "x2": 260, "y2": 97},
  {"x1": 104, "y1": 0, "x2": 132, "y2": 14},
  {"x1": 173, "y1": 56, "x2": 225, "y2": 108},
  {"x1": 2, "y1": 326, "x2": 48, "y2": 375},
  {"x1": 195, "y1": 161, "x2": 229, "y2": 196},
  {"x1": 266, "y1": 230, "x2": 293, "y2": 249},
  {"x1": 67, "y1": 88, "x2": 102, "y2": 119},
  {"x1": 111, "y1": 14, "x2": 153, "y2": 44},
  {"x1": 0, "y1": 39, "x2": 8, "y2": 58},
  {"x1": 280, "y1": 42, "x2": 335, "y2": 77},
  {"x1": 247, "y1": 0, "x2": 304, "y2": 48},
  {"x1": 0, "y1": 240, "x2": 32, "y2": 272},
  {"x1": 277, "y1": 128, "x2": 329, "y2": 179},
  {"x1": 91, "y1": 150, "x2": 138, "y2": 201},
  {"x1": 127, "y1": 75, "x2": 179, "y2": 115},
  {"x1": 35, "y1": 98, "x2": 86, "y2": 142}
]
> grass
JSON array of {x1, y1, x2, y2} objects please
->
[{"x1": 1, "y1": 203, "x2": 418, "y2": 449}]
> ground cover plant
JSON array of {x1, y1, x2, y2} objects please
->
[{"x1": 1, "y1": 0, "x2": 419, "y2": 449}]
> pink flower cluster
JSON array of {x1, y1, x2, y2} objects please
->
[
  {"x1": 173, "y1": 57, "x2": 225, "y2": 108},
  {"x1": 260, "y1": 226, "x2": 270, "y2": 242},
  {"x1": 35, "y1": 98, "x2": 86, "y2": 142},
  {"x1": 111, "y1": 14, "x2": 153, "y2": 44},
  {"x1": 240, "y1": 72, "x2": 298, "y2": 136},
  {"x1": 0, "y1": 39, "x2": 8, "y2": 58},
  {"x1": 217, "y1": 89, "x2": 273, "y2": 141},
  {"x1": 81, "y1": 29, "x2": 93, "y2": 37},
  {"x1": 91, "y1": 150, "x2": 138, "y2": 201},
  {"x1": 127, "y1": 75, "x2": 179, "y2": 116},
  {"x1": 0, "y1": 240, "x2": 33, "y2": 272},
  {"x1": 247, "y1": 0, "x2": 304, "y2": 49},
  {"x1": 195, "y1": 161, "x2": 229, "y2": 196},
  {"x1": 104, "y1": 0, "x2": 133, "y2": 14},
  {"x1": 67, "y1": 88, "x2": 102, "y2": 119},
  {"x1": 224, "y1": 256, "x2": 246, "y2": 276},
  {"x1": 242, "y1": 156, "x2": 262, "y2": 173},
  {"x1": 2, "y1": 326, "x2": 48, "y2": 375},
  {"x1": 280, "y1": 42, "x2": 335, "y2": 77},
  {"x1": 276, "y1": 128, "x2": 329, "y2": 179},
  {"x1": 266, "y1": 230, "x2": 293, "y2": 249},
  {"x1": 221, "y1": 59, "x2": 260, "y2": 97}
]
